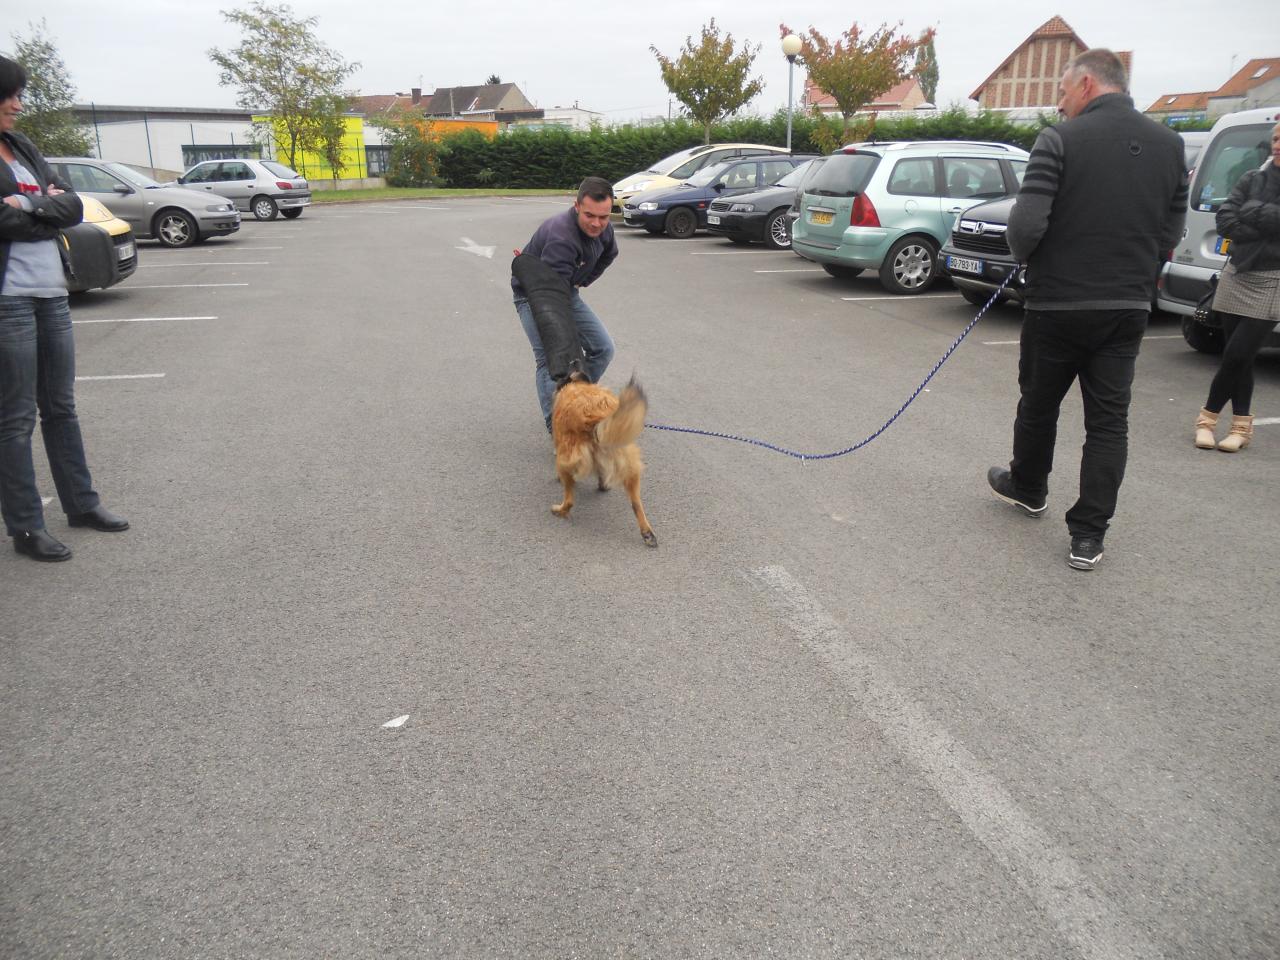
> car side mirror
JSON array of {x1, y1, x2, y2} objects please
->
[
  {"x1": 113, "y1": 183, "x2": 131, "y2": 194},
  {"x1": 712, "y1": 182, "x2": 725, "y2": 192}
]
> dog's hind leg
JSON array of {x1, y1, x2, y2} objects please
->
[
  {"x1": 552, "y1": 469, "x2": 577, "y2": 518},
  {"x1": 623, "y1": 473, "x2": 657, "y2": 547}
]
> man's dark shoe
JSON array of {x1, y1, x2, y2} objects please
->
[
  {"x1": 67, "y1": 505, "x2": 130, "y2": 532},
  {"x1": 1067, "y1": 537, "x2": 1104, "y2": 571},
  {"x1": 987, "y1": 467, "x2": 1047, "y2": 517},
  {"x1": 13, "y1": 529, "x2": 72, "y2": 562}
]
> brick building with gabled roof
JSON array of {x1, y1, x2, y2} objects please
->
[
  {"x1": 803, "y1": 76, "x2": 927, "y2": 115},
  {"x1": 969, "y1": 16, "x2": 1131, "y2": 111}
]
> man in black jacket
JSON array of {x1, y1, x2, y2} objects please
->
[{"x1": 987, "y1": 49, "x2": 1188, "y2": 571}]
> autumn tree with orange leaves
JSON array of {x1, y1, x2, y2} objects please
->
[{"x1": 780, "y1": 22, "x2": 934, "y2": 148}]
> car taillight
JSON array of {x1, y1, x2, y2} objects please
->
[
  {"x1": 276, "y1": 181, "x2": 293, "y2": 189},
  {"x1": 850, "y1": 193, "x2": 880, "y2": 227}
]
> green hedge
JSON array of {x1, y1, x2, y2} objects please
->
[{"x1": 429, "y1": 108, "x2": 1055, "y2": 189}]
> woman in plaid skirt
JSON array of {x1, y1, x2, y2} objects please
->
[{"x1": 1194, "y1": 121, "x2": 1280, "y2": 452}]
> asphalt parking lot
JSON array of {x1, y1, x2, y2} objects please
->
[{"x1": 3, "y1": 199, "x2": 1278, "y2": 959}]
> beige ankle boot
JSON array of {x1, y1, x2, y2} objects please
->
[
  {"x1": 1195, "y1": 408, "x2": 1219, "y2": 449},
  {"x1": 1217, "y1": 414, "x2": 1253, "y2": 452}
]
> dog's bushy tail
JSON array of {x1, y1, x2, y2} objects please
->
[{"x1": 595, "y1": 376, "x2": 647, "y2": 448}]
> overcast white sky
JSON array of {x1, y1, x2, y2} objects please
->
[{"x1": 12, "y1": 1, "x2": 1280, "y2": 121}]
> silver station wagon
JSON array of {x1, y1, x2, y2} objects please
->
[{"x1": 172, "y1": 158, "x2": 311, "y2": 221}]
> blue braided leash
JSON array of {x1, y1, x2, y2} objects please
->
[{"x1": 644, "y1": 274, "x2": 1015, "y2": 461}]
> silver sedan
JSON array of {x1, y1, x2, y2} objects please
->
[
  {"x1": 172, "y1": 158, "x2": 311, "y2": 221},
  {"x1": 46, "y1": 157, "x2": 241, "y2": 248}
]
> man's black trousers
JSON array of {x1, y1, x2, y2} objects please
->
[{"x1": 1009, "y1": 308, "x2": 1148, "y2": 540}]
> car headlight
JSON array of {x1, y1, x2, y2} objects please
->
[
  {"x1": 637, "y1": 202, "x2": 659, "y2": 211},
  {"x1": 206, "y1": 204, "x2": 233, "y2": 212},
  {"x1": 729, "y1": 203, "x2": 755, "y2": 212}
]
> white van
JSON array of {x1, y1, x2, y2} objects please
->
[{"x1": 1158, "y1": 107, "x2": 1279, "y2": 352}]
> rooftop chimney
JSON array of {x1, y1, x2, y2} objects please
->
[{"x1": 411, "y1": 87, "x2": 422, "y2": 105}]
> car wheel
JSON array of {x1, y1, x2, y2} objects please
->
[
  {"x1": 251, "y1": 195, "x2": 279, "y2": 221},
  {"x1": 959, "y1": 287, "x2": 992, "y2": 307},
  {"x1": 763, "y1": 209, "x2": 792, "y2": 250},
  {"x1": 281, "y1": 208, "x2": 303, "y2": 220},
  {"x1": 1182, "y1": 315, "x2": 1225, "y2": 354},
  {"x1": 879, "y1": 236, "x2": 940, "y2": 294},
  {"x1": 822, "y1": 264, "x2": 864, "y2": 280},
  {"x1": 154, "y1": 209, "x2": 197, "y2": 248},
  {"x1": 664, "y1": 207, "x2": 697, "y2": 239}
]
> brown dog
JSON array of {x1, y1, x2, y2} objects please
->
[{"x1": 550, "y1": 376, "x2": 657, "y2": 547}]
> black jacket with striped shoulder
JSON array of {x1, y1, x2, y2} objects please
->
[
  {"x1": 0, "y1": 130, "x2": 84, "y2": 288},
  {"x1": 1006, "y1": 93, "x2": 1188, "y2": 311}
]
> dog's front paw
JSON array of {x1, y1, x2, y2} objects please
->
[
  {"x1": 551, "y1": 503, "x2": 571, "y2": 517},
  {"x1": 642, "y1": 530, "x2": 658, "y2": 548}
]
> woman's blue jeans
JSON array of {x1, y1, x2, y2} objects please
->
[
  {"x1": 0, "y1": 295, "x2": 100, "y2": 535},
  {"x1": 514, "y1": 291, "x2": 615, "y2": 430}
]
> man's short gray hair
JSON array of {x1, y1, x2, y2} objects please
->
[{"x1": 1067, "y1": 49, "x2": 1129, "y2": 92}]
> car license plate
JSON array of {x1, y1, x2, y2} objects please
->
[
  {"x1": 946, "y1": 255, "x2": 983, "y2": 275},
  {"x1": 117, "y1": 242, "x2": 135, "y2": 261},
  {"x1": 1214, "y1": 236, "x2": 1231, "y2": 256},
  {"x1": 810, "y1": 210, "x2": 834, "y2": 225},
  {"x1": 707, "y1": 214, "x2": 720, "y2": 225}
]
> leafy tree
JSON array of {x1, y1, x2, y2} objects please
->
[
  {"x1": 913, "y1": 30, "x2": 938, "y2": 105},
  {"x1": 209, "y1": 1, "x2": 358, "y2": 171},
  {"x1": 485, "y1": 74, "x2": 502, "y2": 85},
  {"x1": 369, "y1": 109, "x2": 444, "y2": 187},
  {"x1": 8, "y1": 21, "x2": 92, "y2": 156},
  {"x1": 780, "y1": 21, "x2": 933, "y2": 146},
  {"x1": 651, "y1": 19, "x2": 765, "y2": 144}
]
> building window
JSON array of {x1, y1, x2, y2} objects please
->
[
  {"x1": 366, "y1": 145, "x2": 391, "y2": 176},
  {"x1": 1251, "y1": 66, "x2": 1269, "y2": 79},
  {"x1": 182, "y1": 144, "x2": 261, "y2": 167}
]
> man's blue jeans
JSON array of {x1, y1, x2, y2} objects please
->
[
  {"x1": 515, "y1": 291, "x2": 614, "y2": 430},
  {"x1": 0, "y1": 295, "x2": 100, "y2": 535}
]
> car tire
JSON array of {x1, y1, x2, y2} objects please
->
[
  {"x1": 879, "y1": 235, "x2": 940, "y2": 294},
  {"x1": 281, "y1": 208, "x2": 303, "y2": 220},
  {"x1": 822, "y1": 264, "x2": 864, "y2": 280},
  {"x1": 959, "y1": 287, "x2": 993, "y2": 307},
  {"x1": 153, "y1": 209, "x2": 197, "y2": 248},
  {"x1": 664, "y1": 207, "x2": 697, "y2": 239},
  {"x1": 251, "y1": 195, "x2": 279, "y2": 221},
  {"x1": 1182, "y1": 315, "x2": 1225, "y2": 354},
  {"x1": 762, "y1": 209, "x2": 792, "y2": 250}
]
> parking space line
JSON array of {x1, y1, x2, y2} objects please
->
[
  {"x1": 841, "y1": 294, "x2": 956, "y2": 301},
  {"x1": 1254, "y1": 417, "x2": 1280, "y2": 426},
  {"x1": 750, "y1": 564, "x2": 1156, "y2": 960},
  {"x1": 754, "y1": 268, "x2": 824, "y2": 274},
  {"x1": 142, "y1": 261, "x2": 269, "y2": 267},
  {"x1": 76, "y1": 374, "x2": 165, "y2": 381},
  {"x1": 126, "y1": 283, "x2": 250, "y2": 289},
  {"x1": 73, "y1": 316, "x2": 217, "y2": 325},
  {"x1": 982, "y1": 334, "x2": 1185, "y2": 346},
  {"x1": 690, "y1": 251, "x2": 753, "y2": 256}
]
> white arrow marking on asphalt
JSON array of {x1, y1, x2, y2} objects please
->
[
  {"x1": 382, "y1": 715, "x2": 410, "y2": 728},
  {"x1": 456, "y1": 237, "x2": 495, "y2": 258}
]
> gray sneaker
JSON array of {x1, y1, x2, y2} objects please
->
[
  {"x1": 1067, "y1": 537, "x2": 1104, "y2": 571},
  {"x1": 987, "y1": 467, "x2": 1047, "y2": 517}
]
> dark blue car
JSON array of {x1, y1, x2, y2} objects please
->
[{"x1": 621, "y1": 155, "x2": 814, "y2": 239}]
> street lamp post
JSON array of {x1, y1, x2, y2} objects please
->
[{"x1": 782, "y1": 34, "x2": 803, "y2": 153}]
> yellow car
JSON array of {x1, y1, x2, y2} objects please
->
[
  {"x1": 61, "y1": 195, "x2": 138, "y2": 293},
  {"x1": 612, "y1": 143, "x2": 793, "y2": 219}
]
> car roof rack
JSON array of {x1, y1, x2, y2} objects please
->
[{"x1": 840, "y1": 140, "x2": 1020, "y2": 154}]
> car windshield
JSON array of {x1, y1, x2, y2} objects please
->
[
  {"x1": 263, "y1": 161, "x2": 301, "y2": 179},
  {"x1": 804, "y1": 153, "x2": 880, "y2": 197},
  {"x1": 685, "y1": 161, "x2": 733, "y2": 188},
  {"x1": 1192, "y1": 124, "x2": 1271, "y2": 211},
  {"x1": 104, "y1": 162, "x2": 161, "y2": 188},
  {"x1": 649, "y1": 145, "x2": 708, "y2": 175},
  {"x1": 776, "y1": 160, "x2": 813, "y2": 188}
]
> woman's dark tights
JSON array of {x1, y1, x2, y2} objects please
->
[{"x1": 1206, "y1": 312, "x2": 1273, "y2": 415}]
